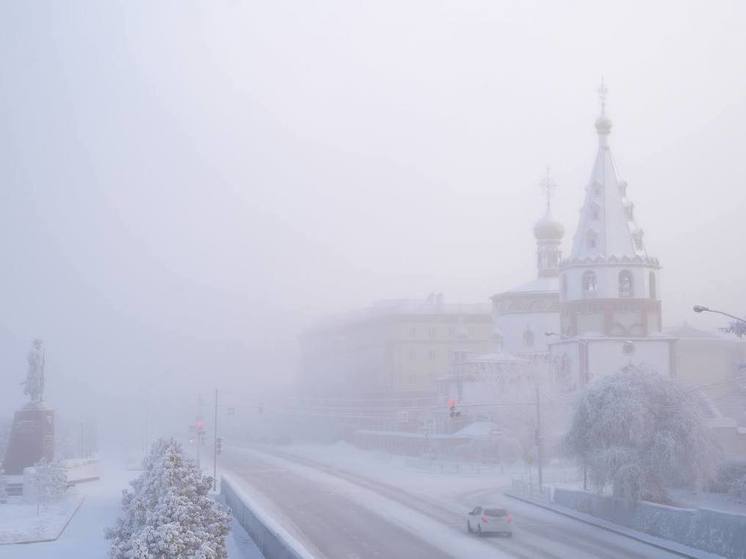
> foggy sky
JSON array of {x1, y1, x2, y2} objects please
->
[{"x1": 1, "y1": 1, "x2": 744, "y2": 443}]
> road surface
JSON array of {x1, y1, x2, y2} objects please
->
[{"x1": 221, "y1": 446, "x2": 686, "y2": 559}]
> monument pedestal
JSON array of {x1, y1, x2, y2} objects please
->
[{"x1": 2, "y1": 404, "x2": 54, "y2": 475}]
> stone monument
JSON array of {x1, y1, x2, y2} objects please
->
[{"x1": 2, "y1": 339, "x2": 55, "y2": 475}]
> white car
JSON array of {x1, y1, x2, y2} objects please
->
[{"x1": 466, "y1": 505, "x2": 513, "y2": 536}]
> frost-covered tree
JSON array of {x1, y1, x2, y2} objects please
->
[
  {"x1": 108, "y1": 438, "x2": 230, "y2": 559},
  {"x1": 565, "y1": 365, "x2": 719, "y2": 503},
  {"x1": 28, "y1": 458, "x2": 68, "y2": 514}
]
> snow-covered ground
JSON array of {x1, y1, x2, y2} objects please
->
[
  {"x1": 0, "y1": 459, "x2": 257, "y2": 558},
  {"x1": 0, "y1": 493, "x2": 83, "y2": 545},
  {"x1": 0, "y1": 460, "x2": 129, "y2": 558}
]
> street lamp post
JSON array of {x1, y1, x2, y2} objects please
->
[{"x1": 693, "y1": 305, "x2": 746, "y2": 337}]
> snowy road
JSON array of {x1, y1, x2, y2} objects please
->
[{"x1": 222, "y1": 446, "x2": 686, "y2": 559}]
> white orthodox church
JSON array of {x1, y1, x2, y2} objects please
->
[
  {"x1": 490, "y1": 86, "x2": 677, "y2": 391},
  {"x1": 444, "y1": 89, "x2": 746, "y2": 457}
]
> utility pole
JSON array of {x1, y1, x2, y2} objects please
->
[
  {"x1": 535, "y1": 383, "x2": 544, "y2": 492},
  {"x1": 213, "y1": 389, "x2": 218, "y2": 491}
]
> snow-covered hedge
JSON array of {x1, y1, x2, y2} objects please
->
[{"x1": 107, "y1": 439, "x2": 231, "y2": 559}]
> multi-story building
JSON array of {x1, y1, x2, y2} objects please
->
[{"x1": 299, "y1": 294, "x2": 494, "y2": 401}]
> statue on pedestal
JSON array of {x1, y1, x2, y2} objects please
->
[
  {"x1": 23, "y1": 339, "x2": 45, "y2": 406},
  {"x1": 2, "y1": 339, "x2": 55, "y2": 475}
]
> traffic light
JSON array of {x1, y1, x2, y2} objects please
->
[
  {"x1": 448, "y1": 399, "x2": 461, "y2": 418},
  {"x1": 216, "y1": 437, "x2": 223, "y2": 455}
]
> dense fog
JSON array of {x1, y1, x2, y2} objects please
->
[{"x1": 1, "y1": 0, "x2": 745, "y2": 449}]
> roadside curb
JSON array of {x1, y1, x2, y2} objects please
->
[
  {"x1": 0, "y1": 496, "x2": 86, "y2": 546},
  {"x1": 503, "y1": 492, "x2": 724, "y2": 559}
]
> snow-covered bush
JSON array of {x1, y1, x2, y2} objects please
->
[
  {"x1": 709, "y1": 460, "x2": 746, "y2": 493},
  {"x1": 565, "y1": 364, "x2": 719, "y2": 503},
  {"x1": 107, "y1": 438, "x2": 231, "y2": 559},
  {"x1": 728, "y1": 474, "x2": 746, "y2": 503},
  {"x1": 28, "y1": 458, "x2": 68, "y2": 513}
]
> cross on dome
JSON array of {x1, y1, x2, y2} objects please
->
[
  {"x1": 597, "y1": 77, "x2": 608, "y2": 116},
  {"x1": 539, "y1": 165, "x2": 557, "y2": 213}
]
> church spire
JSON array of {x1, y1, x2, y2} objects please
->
[{"x1": 568, "y1": 81, "x2": 650, "y2": 263}]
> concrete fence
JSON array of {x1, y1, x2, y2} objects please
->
[
  {"x1": 553, "y1": 488, "x2": 746, "y2": 559},
  {"x1": 221, "y1": 476, "x2": 314, "y2": 559}
]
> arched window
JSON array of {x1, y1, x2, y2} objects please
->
[
  {"x1": 582, "y1": 271, "x2": 597, "y2": 297},
  {"x1": 619, "y1": 270, "x2": 634, "y2": 298},
  {"x1": 587, "y1": 230, "x2": 598, "y2": 250},
  {"x1": 591, "y1": 203, "x2": 601, "y2": 220},
  {"x1": 649, "y1": 272, "x2": 657, "y2": 299},
  {"x1": 633, "y1": 231, "x2": 644, "y2": 252},
  {"x1": 523, "y1": 328, "x2": 535, "y2": 348}
]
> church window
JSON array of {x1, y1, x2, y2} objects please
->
[
  {"x1": 649, "y1": 272, "x2": 657, "y2": 299},
  {"x1": 619, "y1": 270, "x2": 634, "y2": 298},
  {"x1": 591, "y1": 203, "x2": 601, "y2": 220},
  {"x1": 633, "y1": 231, "x2": 644, "y2": 251},
  {"x1": 523, "y1": 328, "x2": 535, "y2": 347},
  {"x1": 582, "y1": 271, "x2": 597, "y2": 297},
  {"x1": 587, "y1": 231, "x2": 598, "y2": 250}
]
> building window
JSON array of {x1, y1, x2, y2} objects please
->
[
  {"x1": 582, "y1": 271, "x2": 597, "y2": 297},
  {"x1": 633, "y1": 232, "x2": 644, "y2": 251},
  {"x1": 619, "y1": 270, "x2": 634, "y2": 298},
  {"x1": 561, "y1": 274, "x2": 568, "y2": 298},
  {"x1": 408, "y1": 349, "x2": 416, "y2": 360},
  {"x1": 587, "y1": 230, "x2": 597, "y2": 250},
  {"x1": 649, "y1": 271, "x2": 657, "y2": 299},
  {"x1": 428, "y1": 327, "x2": 436, "y2": 338},
  {"x1": 448, "y1": 326, "x2": 455, "y2": 337},
  {"x1": 409, "y1": 327, "x2": 416, "y2": 338},
  {"x1": 523, "y1": 328, "x2": 535, "y2": 347},
  {"x1": 428, "y1": 349, "x2": 436, "y2": 360},
  {"x1": 591, "y1": 203, "x2": 601, "y2": 220}
]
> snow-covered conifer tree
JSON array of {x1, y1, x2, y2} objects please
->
[
  {"x1": 565, "y1": 364, "x2": 719, "y2": 503},
  {"x1": 107, "y1": 438, "x2": 174, "y2": 558},
  {"x1": 108, "y1": 438, "x2": 230, "y2": 559}
]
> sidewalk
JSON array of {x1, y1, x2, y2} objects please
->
[{"x1": 0, "y1": 461, "x2": 131, "y2": 559}]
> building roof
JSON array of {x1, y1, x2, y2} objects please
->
[
  {"x1": 464, "y1": 351, "x2": 527, "y2": 364},
  {"x1": 500, "y1": 276, "x2": 559, "y2": 295},
  {"x1": 564, "y1": 92, "x2": 656, "y2": 267}
]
